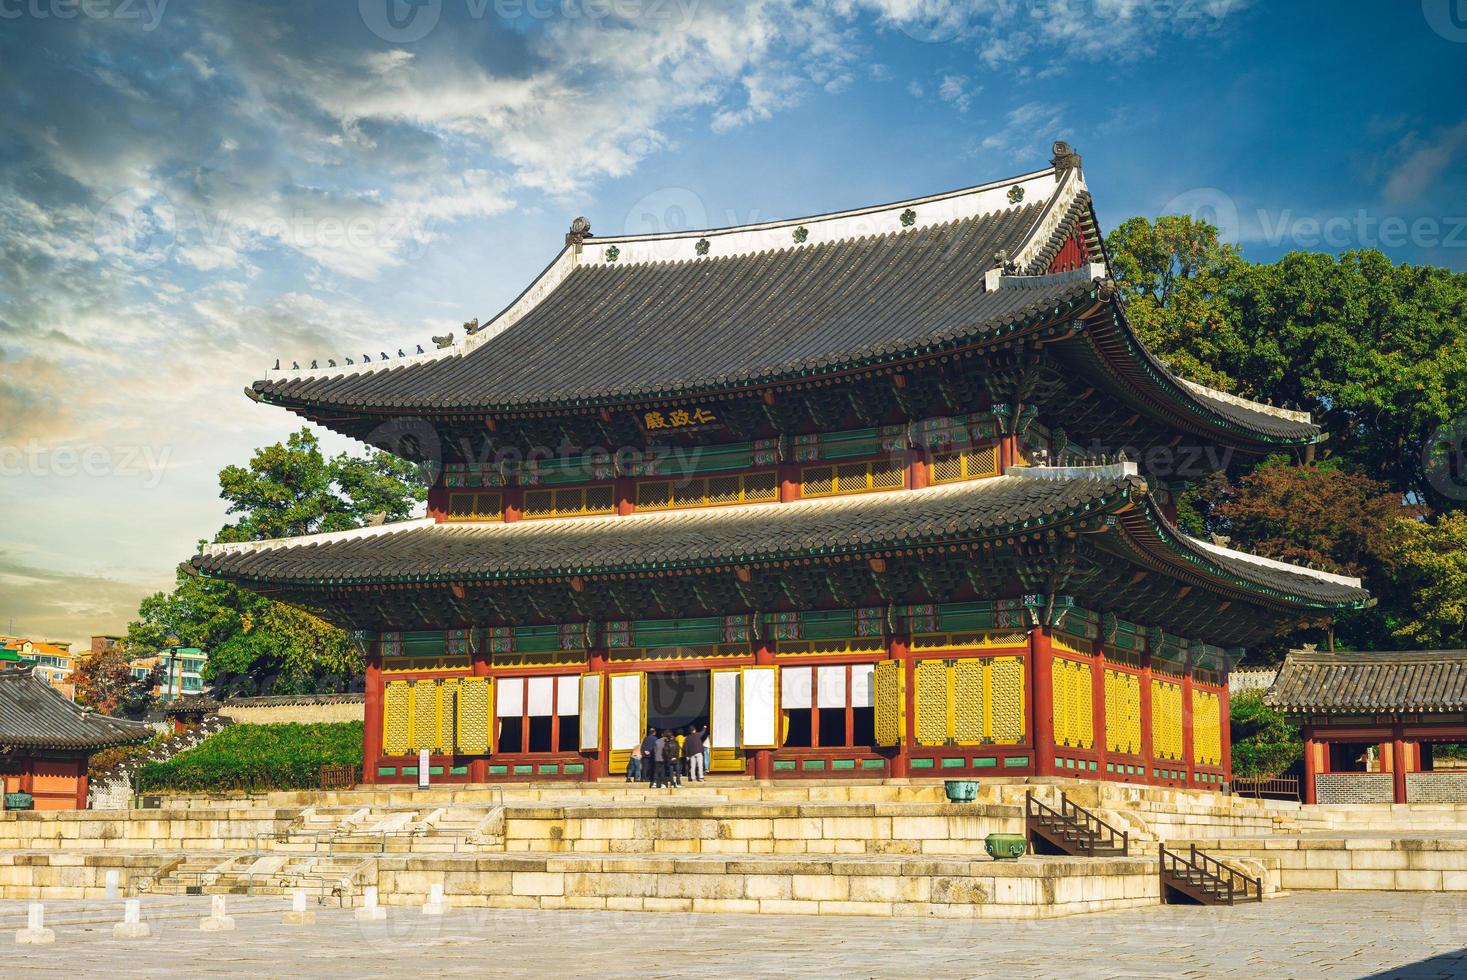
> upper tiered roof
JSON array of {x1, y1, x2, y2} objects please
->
[{"x1": 249, "y1": 144, "x2": 1319, "y2": 452}]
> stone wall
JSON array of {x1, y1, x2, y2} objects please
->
[{"x1": 219, "y1": 698, "x2": 364, "y2": 725}]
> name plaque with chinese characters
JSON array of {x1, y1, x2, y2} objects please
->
[{"x1": 637, "y1": 406, "x2": 721, "y2": 433}]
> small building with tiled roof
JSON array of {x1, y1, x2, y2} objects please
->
[
  {"x1": 1268, "y1": 648, "x2": 1467, "y2": 804},
  {"x1": 190, "y1": 142, "x2": 1369, "y2": 790},
  {"x1": 0, "y1": 666, "x2": 152, "y2": 810}
]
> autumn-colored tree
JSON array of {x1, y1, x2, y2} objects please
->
[
  {"x1": 1204, "y1": 458, "x2": 1407, "y2": 577},
  {"x1": 72, "y1": 647, "x2": 160, "y2": 718},
  {"x1": 1194, "y1": 458, "x2": 1410, "y2": 656}
]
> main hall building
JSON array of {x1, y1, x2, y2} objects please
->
[{"x1": 192, "y1": 144, "x2": 1368, "y2": 787}]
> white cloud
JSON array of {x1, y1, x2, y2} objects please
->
[{"x1": 1383, "y1": 118, "x2": 1467, "y2": 204}]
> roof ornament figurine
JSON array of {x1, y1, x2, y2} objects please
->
[
  {"x1": 565, "y1": 216, "x2": 592, "y2": 249},
  {"x1": 273, "y1": 358, "x2": 280, "y2": 371},
  {"x1": 993, "y1": 248, "x2": 1018, "y2": 275},
  {"x1": 346, "y1": 356, "x2": 355, "y2": 365},
  {"x1": 432, "y1": 333, "x2": 454, "y2": 349},
  {"x1": 464, "y1": 318, "x2": 485, "y2": 335},
  {"x1": 310, "y1": 360, "x2": 318, "y2": 370},
  {"x1": 328, "y1": 359, "x2": 337, "y2": 367},
  {"x1": 1050, "y1": 140, "x2": 1082, "y2": 172},
  {"x1": 415, "y1": 344, "x2": 424, "y2": 354}
]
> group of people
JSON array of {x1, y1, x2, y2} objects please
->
[{"x1": 628, "y1": 724, "x2": 709, "y2": 787}]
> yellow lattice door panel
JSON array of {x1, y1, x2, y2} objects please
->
[
  {"x1": 383, "y1": 681, "x2": 412, "y2": 756},
  {"x1": 1074, "y1": 661, "x2": 1094, "y2": 749},
  {"x1": 456, "y1": 678, "x2": 491, "y2": 755},
  {"x1": 1104, "y1": 670, "x2": 1141, "y2": 755},
  {"x1": 1151, "y1": 680, "x2": 1183, "y2": 761},
  {"x1": 1192, "y1": 690, "x2": 1222, "y2": 766},
  {"x1": 988, "y1": 657, "x2": 1025, "y2": 744},
  {"x1": 410, "y1": 682, "x2": 440, "y2": 753},
  {"x1": 436, "y1": 679, "x2": 459, "y2": 753},
  {"x1": 1050, "y1": 658, "x2": 1093, "y2": 749},
  {"x1": 914, "y1": 659, "x2": 950, "y2": 746},
  {"x1": 952, "y1": 659, "x2": 985, "y2": 744},
  {"x1": 1050, "y1": 658, "x2": 1071, "y2": 747},
  {"x1": 873, "y1": 659, "x2": 905, "y2": 747}
]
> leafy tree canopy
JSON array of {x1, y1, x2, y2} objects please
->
[{"x1": 127, "y1": 427, "x2": 424, "y2": 692}]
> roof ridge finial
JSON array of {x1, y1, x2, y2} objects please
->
[
  {"x1": 1050, "y1": 140, "x2": 1082, "y2": 173},
  {"x1": 565, "y1": 216, "x2": 592, "y2": 249}
]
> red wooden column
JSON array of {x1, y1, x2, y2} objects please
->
[
  {"x1": 1091, "y1": 646, "x2": 1107, "y2": 779},
  {"x1": 906, "y1": 449, "x2": 928, "y2": 490},
  {"x1": 1302, "y1": 726, "x2": 1318, "y2": 804},
  {"x1": 1218, "y1": 687, "x2": 1234, "y2": 785},
  {"x1": 363, "y1": 639, "x2": 384, "y2": 785},
  {"x1": 753, "y1": 640, "x2": 776, "y2": 779},
  {"x1": 1392, "y1": 724, "x2": 1409, "y2": 804},
  {"x1": 74, "y1": 763, "x2": 89, "y2": 810},
  {"x1": 1181, "y1": 660, "x2": 1196, "y2": 787},
  {"x1": 1029, "y1": 628, "x2": 1055, "y2": 776},
  {"x1": 586, "y1": 649, "x2": 608, "y2": 780},
  {"x1": 890, "y1": 633, "x2": 911, "y2": 779},
  {"x1": 614, "y1": 478, "x2": 635, "y2": 516},
  {"x1": 469, "y1": 642, "x2": 491, "y2": 783},
  {"x1": 1138, "y1": 651, "x2": 1154, "y2": 785},
  {"x1": 778, "y1": 463, "x2": 801, "y2": 503}
]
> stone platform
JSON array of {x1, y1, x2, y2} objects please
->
[{"x1": 4, "y1": 778, "x2": 1465, "y2": 919}]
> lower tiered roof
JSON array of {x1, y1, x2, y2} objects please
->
[
  {"x1": 191, "y1": 468, "x2": 1366, "y2": 646},
  {"x1": 0, "y1": 667, "x2": 152, "y2": 750}
]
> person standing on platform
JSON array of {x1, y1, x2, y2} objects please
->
[
  {"x1": 625, "y1": 749, "x2": 641, "y2": 782},
  {"x1": 661, "y1": 730, "x2": 681, "y2": 788},
  {"x1": 676, "y1": 728, "x2": 688, "y2": 779},
  {"x1": 700, "y1": 723, "x2": 711, "y2": 777},
  {"x1": 640, "y1": 728, "x2": 659, "y2": 785},
  {"x1": 649, "y1": 729, "x2": 666, "y2": 788},
  {"x1": 684, "y1": 725, "x2": 705, "y2": 782}
]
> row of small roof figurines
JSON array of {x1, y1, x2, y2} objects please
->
[{"x1": 272, "y1": 318, "x2": 485, "y2": 372}]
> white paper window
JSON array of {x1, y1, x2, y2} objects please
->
[
  {"x1": 527, "y1": 676, "x2": 555, "y2": 717},
  {"x1": 609, "y1": 674, "x2": 642, "y2": 751},
  {"x1": 817, "y1": 666, "x2": 847, "y2": 708},
  {"x1": 711, "y1": 670, "x2": 740, "y2": 749},
  {"x1": 556, "y1": 674, "x2": 580, "y2": 715},
  {"x1": 578, "y1": 674, "x2": 602, "y2": 750},
  {"x1": 742, "y1": 667, "x2": 779, "y2": 748},
  {"x1": 851, "y1": 664, "x2": 875, "y2": 708},
  {"x1": 496, "y1": 676, "x2": 524, "y2": 717},
  {"x1": 781, "y1": 666, "x2": 812, "y2": 709}
]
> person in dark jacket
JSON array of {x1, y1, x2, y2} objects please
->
[
  {"x1": 684, "y1": 726, "x2": 705, "y2": 782},
  {"x1": 640, "y1": 728, "x2": 659, "y2": 785},
  {"x1": 660, "y1": 731, "x2": 681, "y2": 788}
]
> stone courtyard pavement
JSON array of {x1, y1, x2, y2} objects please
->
[{"x1": 4, "y1": 892, "x2": 1467, "y2": 978}]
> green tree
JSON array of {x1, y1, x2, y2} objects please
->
[
  {"x1": 1221, "y1": 252, "x2": 1467, "y2": 512},
  {"x1": 1106, "y1": 215, "x2": 1247, "y2": 389},
  {"x1": 1229, "y1": 690, "x2": 1302, "y2": 779},
  {"x1": 129, "y1": 427, "x2": 424, "y2": 692},
  {"x1": 216, "y1": 428, "x2": 425, "y2": 542},
  {"x1": 1388, "y1": 512, "x2": 1467, "y2": 648}
]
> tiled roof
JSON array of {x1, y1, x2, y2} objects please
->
[
  {"x1": 220, "y1": 693, "x2": 365, "y2": 708},
  {"x1": 190, "y1": 473, "x2": 1368, "y2": 616},
  {"x1": 0, "y1": 667, "x2": 153, "y2": 750},
  {"x1": 254, "y1": 207, "x2": 1065, "y2": 411},
  {"x1": 1266, "y1": 649, "x2": 1467, "y2": 713},
  {"x1": 194, "y1": 474, "x2": 1138, "y2": 585}
]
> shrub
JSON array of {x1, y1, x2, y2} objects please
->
[
  {"x1": 135, "y1": 722, "x2": 362, "y2": 793},
  {"x1": 1230, "y1": 690, "x2": 1302, "y2": 778}
]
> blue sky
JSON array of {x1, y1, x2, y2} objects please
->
[{"x1": 1, "y1": 0, "x2": 1464, "y2": 648}]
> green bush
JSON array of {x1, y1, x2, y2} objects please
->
[
  {"x1": 1229, "y1": 690, "x2": 1302, "y2": 778},
  {"x1": 135, "y1": 722, "x2": 362, "y2": 793}
]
